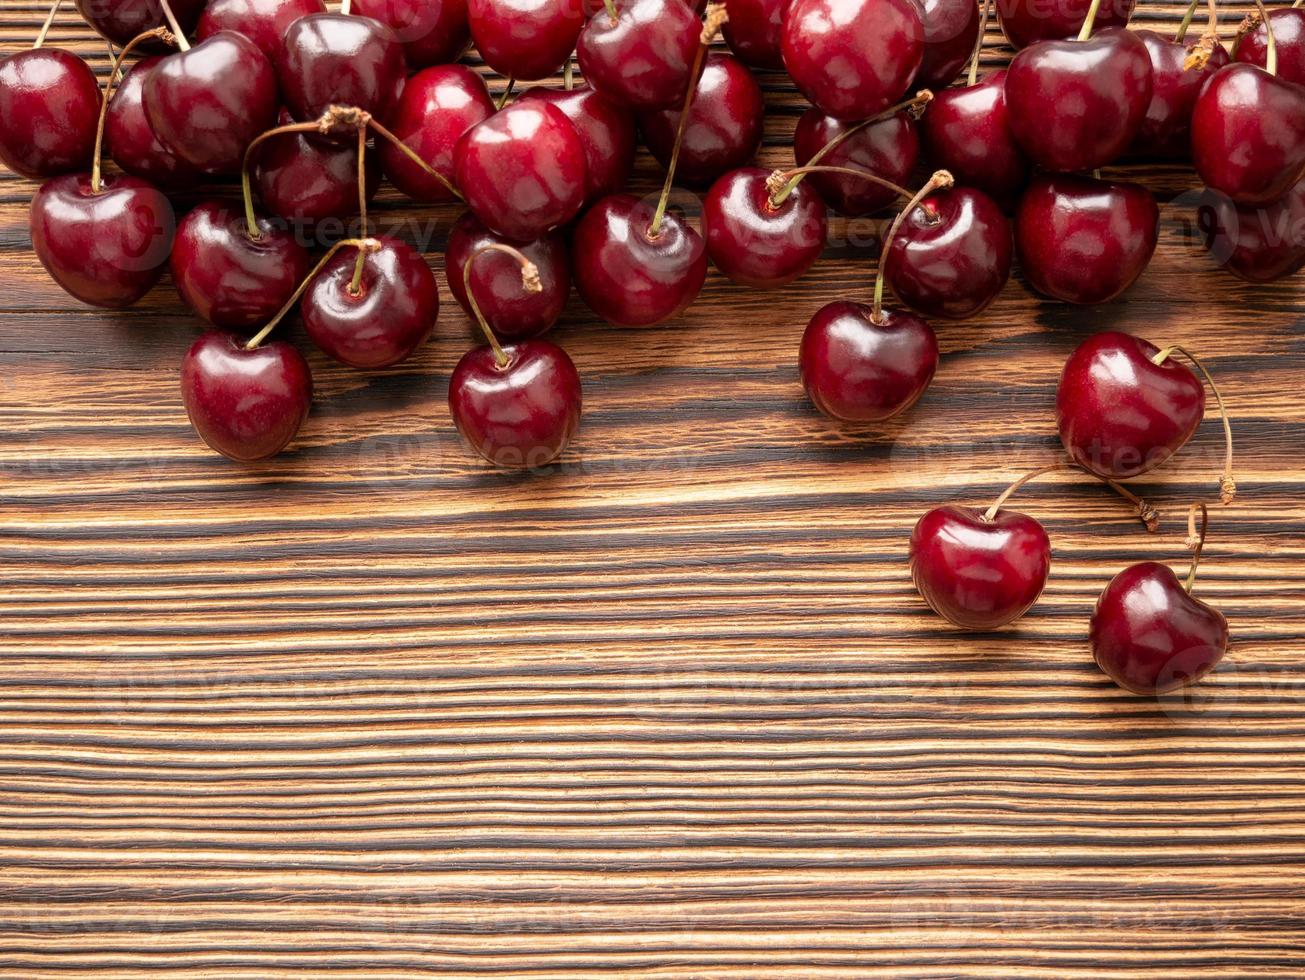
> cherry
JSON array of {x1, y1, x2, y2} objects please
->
[
  {"x1": 446, "y1": 212, "x2": 570, "y2": 340},
  {"x1": 1130, "y1": 9, "x2": 1231, "y2": 160},
  {"x1": 467, "y1": 0, "x2": 584, "y2": 81},
  {"x1": 1235, "y1": 6, "x2": 1305, "y2": 87},
  {"x1": 997, "y1": 0, "x2": 1135, "y2": 50},
  {"x1": 449, "y1": 244, "x2": 582, "y2": 469},
  {"x1": 354, "y1": 0, "x2": 470, "y2": 68},
  {"x1": 104, "y1": 56, "x2": 199, "y2": 188},
  {"x1": 196, "y1": 0, "x2": 325, "y2": 59},
  {"x1": 915, "y1": 0, "x2": 982, "y2": 90},
  {"x1": 576, "y1": 0, "x2": 701, "y2": 110},
  {"x1": 1092, "y1": 504, "x2": 1229, "y2": 695},
  {"x1": 1200, "y1": 175, "x2": 1305, "y2": 283},
  {"x1": 1005, "y1": 25, "x2": 1153, "y2": 173},
  {"x1": 638, "y1": 53, "x2": 764, "y2": 185},
  {"x1": 0, "y1": 4, "x2": 100, "y2": 180},
  {"x1": 721, "y1": 0, "x2": 788, "y2": 70},
  {"x1": 301, "y1": 237, "x2": 438, "y2": 368},
  {"x1": 144, "y1": 30, "x2": 279, "y2": 175},
  {"x1": 517, "y1": 83, "x2": 637, "y2": 205},
  {"x1": 277, "y1": 12, "x2": 406, "y2": 127},
  {"x1": 921, "y1": 70, "x2": 1028, "y2": 210},
  {"x1": 885, "y1": 186, "x2": 1012, "y2": 320},
  {"x1": 77, "y1": 0, "x2": 205, "y2": 47},
  {"x1": 781, "y1": 0, "x2": 924, "y2": 121},
  {"x1": 1015, "y1": 174, "x2": 1158, "y2": 305},
  {"x1": 381, "y1": 64, "x2": 494, "y2": 203},
  {"x1": 171, "y1": 201, "x2": 310, "y2": 330},
  {"x1": 703, "y1": 167, "x2": 827, "y2": 288},
  {"x1": 792, "y1": 100, "x2": 921, "y2": 217},
  {"x1": 1056, "y1": 332, "x2": 1236, "y2": 502},
  {"x1": 180, "y1": 329, "x2": 312, "y2": 461},
  {"x1": 251, "y1": 108, "x2": 379, "y2": 224}
]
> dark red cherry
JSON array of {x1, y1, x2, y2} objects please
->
[
  {"x1": 197, "y1": 0, "x2": 325, "y2": 59},
  {"x1": 30, "y1": 173, "x2": 174, "y2": 308},
  {"x1": 446, "y1": 212, "x2": 570, "y2": 340},
  {"x1": 1235, "y1": 8, "x2": 1305, "y2": 87},
  {"x1": 181, "y1": 330, "x2": 313, "y2": 461},
  {"x1": 354, "y1": 0, "x2": 470, "y2": 68},
  {"x1": 1191, "y1": 63, "x2": 1305, "y2": 207},
  {"x1": 1056, "y1": 331, "x2": 1204, "y2": 480},
  {"x1": 105, "y1": 56, "x2": 199, "y2": 188},
  {"x1": 721, "y1": 0, "x2": 789, "y2": 70},
  {"x1": 0, "y1": 48, "x2": 99, "y2": 179},
  {"x1": 915, "y1": 0, "x2": 982, "y2": 90},
  {"x1": 1129, "y1": 28, "x2": 1230, "y2": 160},
  {"x1": 793, "y1": 108, "x2": 918, "y2": 217},
  {"x1": 1005, "y1": 28, "x2": 1153, "y2": 173},
  {"x1": 449, "y1": 340, "x2": 582, "y2": 469},
  {"x1": 277, "y1": 13, "x2": 406, "y2": 127},
  {"x1": 781, "y1": 0, "x2": 924, "y2": 121},
  {"x1": 638, "y1": 53, "x2": 764, "y2": 185},
  {"x1": 517, "y1": 84, "x2": 638, "y2": 204},
  {"x1": 920, "y1": 71, "x2": 1027, "y2": 210},
  {"x1": 572, "y1": 193, "x2": 707, "y2": 327},
  {"x1": 1091, "y1": 561, "x2": 1228, "y2": 696},
  {"x1": 885, "y1": 186, "x2": 1012, "y2": 320},
  {"x1": 144, "y1": 32, "x2": 279, "y2": 175},
  {"x1": 576, "y1": 0, "x2": 700, "y2": 110},
  {"x1": 799, "y1": 302, "x2": 937, "y2": 423},
  {"x1": 171, "y1": 201, "x2": 310, "y2": 330},
  {"x1": 381, "y1": 64, "x2": 494, "y2": 203},
  {"x1": 76, "y1": 0, "x2": 205, "y2": 47},
  {"x1": 253, "y1": 108, "x2": 380, "y2": 224},
  {"x1": 302, "y1": 237, "x2": 439, "y2": 368},
  {"x1": 467, "y1": 0, "x2": 584, "y2": 80},
  {"x1": 453, "y1": 101, "x2": 588, "y2": 243},
  {"x1": 703, "y1": 167, "x2": 827, "y2": 288},
  {"x1": 1015, "y1": 174, "x2": 1158, "y2": 305},
  {"x1": 997, "y1": 0, "x2": 1135, "y2": 50},
  {"x1": 1200, "y1": 176, "x2": 1305, "y2": 283},
  {"x1": 910, "y1": 505, "x2": 1051, "y2": 630}
]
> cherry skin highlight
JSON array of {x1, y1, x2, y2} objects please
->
[
  {"x1": 196, "y1": 0, "x2": 326, "y2": 60},
  {"x1": 354, "y1": 0, "x2": 470, "y2": 68},
  {"x1": 0, "y1": 48, "x2": 100, "y2": 179},
  {"x1": 467, "y1": 0, "x2": 584, "y2": 81},
  {"x1": 517, "y1": 84, "x2": 638, "y2": 205},
  {"x1": 722, "y1": 0, "x2": 789, "y2": 70},
  {"x1": 277, "y1": 12, "x2": 406, "y2": 127},
  {"x1": 997, "y1": 0, "x2": 1135, "y2": 49},
  {"x1": 382, "y1": 64, "x2": 494, "y2": 203},
  {"x1": 793, "y1": 109, "x2": 919, "y2": 217},
  {"x1": 576, "y1": 0, "x2": 702, "y2": 110},
  {"x1": 703, "y1": 167, "x2": 828, "y2": 289},
  {"x1": 105, "y1": 56, "x2": 199, "y2": 189},
  {"x1": 920, "y1": 70, "x2": 1028, "y2": 210}
]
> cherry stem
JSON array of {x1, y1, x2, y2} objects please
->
[
  {"x1": 240, "y1": 118, "x2": 328, "y2": 239},
  {"x1": 766, "y1": 166, "x2": 914, "y2": 208},
  {"x1": 603, "y1": 0, "x2": 618, "y2": 22},
  {"x1": 871, "y1": 169, "x2": 953, "y2": 324},
  {"x1": 982, "y1": 460, "x2": 1161, "y2": 533},
  {"x1": 364, "y1": 112, "x2": 465, "y2": 202},
  {"x1": 1183, "y1": 0, "x2": 1223, "y2": 69},
  {"x1": 495, "y1": 77, "x2": 515, "y2": 110},
  {"x1": 967, "y1": 0, "x2": 992, "y2": 86},
  {"x1": 1076, "y1": 0, "x2": 1104, "y2": 41},
  {"x1": 648, "y1": 3, "x2": 728, "y2": 240},
  {"x1": 244, "y1": 238, "x2": 380, "y2": 350},
  {"x1": 1176, "y1": 0, "x2": 1202, "y2": 42},
  {"x1": 158, "y1": 0, "x2": 189, "y2": 49},
  {"x1": 34, "y1": 0, "x2": 61, "y2": 49},
  {"x1": 340, "y1": 0, "x2": 351, "y2": 14},
  {"x1": 563, "y1": 54, "x2": 574, "y2": 91},
  {"x1": 1184, "y1": 503, "x2": 1210, "y2": 593},
  {"x1": 462, "y1": 243, "x2": 542, "y2": 370},
  {"x1": 91, "y1": 28, "x2": 174, "y2": 194},
  {"x1": 768, "y1": 89, "x2": 933, "y2": 207},
  {"x1": 1253, "y1": 0, "x2": 1277, "y2": 75},
  {"x1": 350, "y1": 121, "x2": 369, "y2": 295},
  {"x1": 1152, "y1": 345, "x2": 1237, "y2": 505}
]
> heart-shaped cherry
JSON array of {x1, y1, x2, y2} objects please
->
[
  {"x1": 104, "y1": 56, "x2": 199, "y2": 188},
  {"x1": 782, "y1": 0, "x2": 924, "y2": 121},
  {"x1": 77, "y1": 0, "x2": 205, "y2": 47},
  {"x1": 1057, "y1": 331, "x2": 1235, "y2": 502},
  {"x1": 468, "y1": 0, "x2": 584, "y2": 81},
  {"x1": 196, "y1": 0, "x2": 325, "y2": 59},
  {"x1": 449, "y1": 244, "x2": 582, "y2": 469},
  {"x1": 354, "y1": 0, "x2": 470, "y2": 68},
  {"x1": 1092, "y1": 504, "x2": 1230, "y2": 695},
  {"x1": 1200, "y1": 175, "x2": 1305, "y2": 283},
  {"x1": 722, "y1": 0, "x2": 788, "y2": 70},
  {"x1": 576, "y1": 0, "x2": 702, "y2": 110},
  {"x1": 1005, "y1": 22, "x2": 1153, "y2": 173},
  {"x1": 703, "y1": 166, "x2": 827, "y2": 288},
  {"x1": 171, "y1": 201, "x2": 310, "y2": 330},
  {"x1": 1015, "y1": 174, "x2": 1158, "y2": 305},
  {"x1": 997, "y1": 0, "x2": 1135, "y2": 49},
  {"x1": 1235, "y1": 5, "x2": 1305, "y2": 87},
  {"x1": 446, "y1": 212, "x2": 570, "y2": 340},
  {"x1": 251, "y1": 108, "x2": 379, "y2": 225},
  {"x1": 638, "y1": 52, "x2": 764, "y2": 185},
  {"x1": 277, "y1": 12, "x2": 406, "y2": 127},
  {"x1": 915, "y1": 0, "x2": 982, "y2": 90},
  {"x1": 885, "y1": 185, "x2": 1012, "y2": 320},
  {"x1": 517, "y1": 83, "x2": 638, "y2": 205},
  {"x1": 180, "y1": 329, "x2": 313, "y2": 461},
  {"x1": 921, "y1": 70, "x2": 1028, "y2": 210}
]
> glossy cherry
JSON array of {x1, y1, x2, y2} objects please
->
[
  {"x1": 180, "y1": 330, "x2": 313, "y2": 461},
  {"x1": 576, "y1": 0, "x2": 701, "y2": 110},
  {"x1": 252, "y1": 108, "x2": 379, "y2": 224},
  {"x1": 277, "y1": 13, "x2": 406, "y2": 127},
  {"x1": 354, "y1": 0, "x2": 470, "y2": 68},
  {"x1": 1235, "y1": 7, "x2": 1305, "y2": 87},
  {"x1": 997, "y1": 0, "x2": 1135, "y2": 49},
  {"x1": 171, "y1": 201, "x2": 310, "y2": 330},
  {"x1": 104, "y1": 56, "x2": 198, "y2": 188},
  {"x1": 885, "y1": 186, "x2": 1012, "y2": 320},
  {"x1": 302, "y1": 238, "x2": 439, "y2": 368},
  {"x1": 144, "y1": 31, "x2": 279, "y2": 175},
  {"x1": 703, "y1": 167, "x2": 827, "y2": 288},
  {"x1": 1200, "y1": 175, "x2": 1305, "y2": 283},
  {"x1": 381, "y1": 64, "x2": 494, "y2": 203},
  {"x1": 915, "y1": 0, "x2": 982, "y2": 90},
  {"x1": 467, "y1": 0, "x2": 584, "y2": 80},
  {"x1": 781, "y1": 0, "x2": 924, "y2": 121},
  {"x1": 721, "y1": 0, "x2": 788, "y2": 70},
  {"x1": 453, "y1": 101, "x2": 588, "y2": 243},
  {"x1": 1015, "y1": 174, "x2": 1158, "y2": 305},
  {"x1": 446, "y1": 212, "x2": 570, "y2": 340},
  {"x1": 517, "y1": 84, "x2": 638, "y2": 205},
  {"x1": 1130, "y1": 26, "x2": 1230, "y2": 159},
  {"x1": 0, "y1": 46, "x2": 99, "y2": 179},
  {"x1": 793, "y1": 108, "x2": 919, "y2": 217},
  {"x1": 77, "y1": 0, "x2": 205, "y2": 47},
  {"x1": 196, "y1": 0, "x2": 325, "y2": 59},
  {"x1": 920, "y1": 70, "x2": 1028, "y2": 210}
]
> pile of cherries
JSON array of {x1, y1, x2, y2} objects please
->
[{"x1": 1, "y1": 0, "x2": 1290, "y2": 695}]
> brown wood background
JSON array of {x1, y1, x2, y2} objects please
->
[{"x1": 2, "y1": 0, "x2": 1303, "y2": 975}]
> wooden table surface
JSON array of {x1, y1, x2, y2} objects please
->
[{"x1": 2, "y1": 1, "x2": 1304, "y2": 975}]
